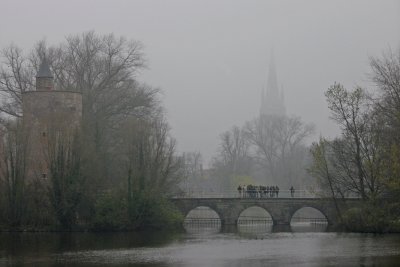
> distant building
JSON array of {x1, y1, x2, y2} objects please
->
[
  {"x1": 260, "y1": 54, "x2": 286, "y2": 117},
  {"x1": 22, "y1": 59, "x2": 82, "y2": 179}
]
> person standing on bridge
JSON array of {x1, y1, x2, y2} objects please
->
[
  {"x1": 290, "y1": 186, "x2": 295, "y2": 197},
  {"x1": 276, "y1": 186, "x2": 280, "y2": 198},
  {"x1": 237, "y1": 185, "x2": 242, "y2": 198}
]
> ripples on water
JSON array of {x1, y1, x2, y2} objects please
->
[{"x1": 1, "y1": 225, "x2": 400, "y2": 267}]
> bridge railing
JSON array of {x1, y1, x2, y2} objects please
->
[
  {"x1": 172, "y1": 189, "x2": 329, "y2": 199},
  {"x1": 291, "y1": 217, "x2": 328, "y2": 224}
]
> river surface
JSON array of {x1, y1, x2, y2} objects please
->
[{"x1": 1, "y1": 225, "x2": 400, "y2": 267}]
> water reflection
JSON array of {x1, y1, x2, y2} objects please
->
[
  {"x1": 184, "y1": 223, "x2": 221, "y2": 235},
  {"x1": 183, "y1": 218, "x2": 328, "y2": 236},
  {"x1": 291, "y1": 223, "x2": 328, "y2": 233},
  {"x1": 183, "y1": 206, "x2": 221, "y2": 234},
  {"x1": 290, "y1": 207, "x2": 328, "y2": 233},
  {"x1": 237, "y1": 224, "x2": 273, "y2": 239},
  {"x1": 1, "y1": 231, "x2": 400, "y2": 267},
  {"x1": 0, "y1": 231, "x2": 181, "y2": 265}
]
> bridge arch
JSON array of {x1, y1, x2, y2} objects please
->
[
  {"x1": 289, "y1": 205, "x2": 330, "y2": 225},
  {"x1": 183, "y1": 206, "x2": 221, "y2": 233},
  {"x1": 183, "y1": 205, "x2": 222, "y2": 221},
  {"x1": 170, "y1": 197, "x2": 351, "y2": 227},
  {"x1": 237, "y1": 205, "x2": 274, "y2": 225}
]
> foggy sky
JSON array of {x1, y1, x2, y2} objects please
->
[{"x1": 1, "y1": 0, "x2": 399, "y2": 164}]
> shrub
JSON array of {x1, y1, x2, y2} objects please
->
[
  {"x1": 91, "y1": 193, "x2": 129, "y2": 231},
  {"x1": 341, "y1": 201, "x2": 391, "y2": 233},
  {"x1": 128, "y1": 193, "x2": 183, "y2": 230},
  {"x1": 91, "y1": 191, "x2": 183, "y2": 231}
]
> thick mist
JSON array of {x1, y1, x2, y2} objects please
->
[{"x1": 0, "y1": 0, "x2": 399, "y2": 164}]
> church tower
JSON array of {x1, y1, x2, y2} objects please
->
[{"x1": 260, "y1": 53, "x2": 286, "y2": 117}]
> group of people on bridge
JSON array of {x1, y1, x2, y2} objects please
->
[
  {"x1": 237, "y1": 185, "x2": 296, "y2": 198},
  {"x1": 237, "y1": 184, "x2": 280, "y2": 198}
]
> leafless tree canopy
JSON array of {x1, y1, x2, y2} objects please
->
[
  {"x1": 0, "y1": 46, "x2": 36, "y2": 118},
  {"x1": 218, "y1": 126, "x2": 250, "y2": 174},
  {"x1": 0, "y1": 32, "x2": 184, "y2": 228},
  {"x1": 123, "y1": 113, "x2": 183, "y2": 196},
  {"x1": 205, "y1": 114, "x2": 314, "y2": 190},
  {"x1": 0, "y1": 32, "x2": 156, "y2": 124},
  {"x1": 311, "y1": 47, "x2": 400, "y2": 201},
  {"x1": 0, "y1": 120, "x2": 29, "y2": 225}
]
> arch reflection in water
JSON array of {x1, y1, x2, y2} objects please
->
[
  {"x1": 183, "y1": 206, "x2": 221, "y2": 234},
  {"x1": 237, "y1": 206, "x2": 273, "y2": 234},
  {"x1": 290, "y1": 207, "x2": 328, "y2": 232}
]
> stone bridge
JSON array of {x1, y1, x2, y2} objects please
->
[{"x1": 171, "y1": 198, "x2": 361, "y2": 226}]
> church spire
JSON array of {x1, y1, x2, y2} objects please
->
[
  {"x1": 260, "y1": 51, "x2": 286, "y2": 117},
  {"x1": 266, "y1": 51, "x2": 279, "y2": 101},
  {"x1": 280, "y1": 85, "x2": 286, "y2": 115},
  {"x1": 260, "y1": 84, "x2": 266, "y2": 116}
]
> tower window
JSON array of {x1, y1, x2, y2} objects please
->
[
  {"x1": 42, "y1": 132, "x2": 46, "y2": 137},
  {"x1": 42, "y1": 173, "x2": 47, "y2": 179}
]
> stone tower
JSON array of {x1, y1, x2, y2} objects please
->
[
  {"x1": 22, "y1": 59, "x2": 82, "y2": 179},
  {"x1": 260, "y1": 53, "x2": 286, "y2": 117}
]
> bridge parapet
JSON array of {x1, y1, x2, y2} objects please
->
[{"x1": 173, "y1": 190, "x2": 360, "y2": 199}]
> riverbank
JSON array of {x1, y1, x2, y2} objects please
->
[{"x1": 337, "y1": 201, "x2": 400, "y2": 233}]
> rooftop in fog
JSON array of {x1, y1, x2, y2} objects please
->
[{"x1": 36, "y1": 59, "x2": 53, "y2": 78}]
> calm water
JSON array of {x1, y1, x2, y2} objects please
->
[{"x1": 1, "y1": 226, "x2": 400, "y2": 267}]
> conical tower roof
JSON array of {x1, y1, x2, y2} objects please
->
[{"x1": 36, "y1": 59, "x2": 53, "y2": 78}]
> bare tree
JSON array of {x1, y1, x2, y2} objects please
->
[
  {"x1": 123, "y1": 112, "x2": 183, "y2": 197},
  {"x1": 181, "y1": 151, "x2": 203, "y2": 192},
  {"x1": 370, "y1": 47, "x2": 400, "y2": 197},
  {"x1": 0, "y1": 32, "x2": 159, "y2": 188},
  {"x1": 183, "y1": 152, "x2": 203, "y2": 179},
  {"x1": 210, "y1": 125, "x2": 252, "y2": 190},
  {"x1": 45, "y1": 123, "x2": 83, "y2": 228},
  {"x1": 0, "y1": 120, "x2": 29, "y2": 226},
  {"x1": 245, "y1": 114, "x2": 314, "y2": 185},
  {"x1": 309, "y1": 138, "x2": 343, "y2": 219},
  {"x1": 370, "y1": 48, "x2": 400, "y2": 129},
  {"x1": 0, "y1": 46, "x2": 35, "y2": 118},
  {"x1": 325, "y1": 84, "x2": 369, "y2": 199},
  {"x1": 218, "y1": 126, "x2": 251, "y2": 176},
  {"x1": 318, "y1": 83, "x2": 386, "y2": 200},
  {"x1": 0, "y1": 32, "x2": 183, "y2": 229}
]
